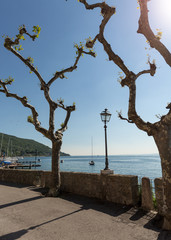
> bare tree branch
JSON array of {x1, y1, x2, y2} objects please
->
[
  {"x1": 79, "y1": 0, "x2": 130, "y2": 75},
  {"x1": 9, "y1": 47, "x2": 46, "y2": 88},
  {"x1": 4, "y1": 27, "x2": 45, "y2": 89},
  {"x1": 2, "y1": 26, "x2": 79, "y2": 141},
  {"x1": 57, "y1": 105, "x2": 75, "y2": 133},
  {"x1": 0, "y1": 80, "x2": 49, "y2": 139},
  {"x1": 79, "y1": 0, "x2": 105, "y2": 10},
  {"x1": 136, "y1": 69, "x2": 151, "y2": 78},
  {"x1": 47, "y1": 47, "x2": 95, "y2": 87},
  {"x1": 117, "y1": 111, "x2": 133, "y2": 123},
  {"x1": 137, "y1": 0, "x2": 171, "y2": 67},
  {"x1": 79, "y1": 0, "x2": 159, "y2": 136}
]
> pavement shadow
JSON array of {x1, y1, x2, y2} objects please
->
[
  {"x1": 144, "y1": 214, "x2": 171, "y2": 239},
  {"x1": 59, "y1": 192, "x2": 132, "y2": 217},
  {"x1": 0, "y1": 229, "x2": 28, "y2": 240},
  {"x1": 0, "y1": 207, "x2": 84, "y2": 240},
  {"x1": 157, "y1": 230, "x2": 171, "y2": 240},
  {"x1": 129, "y1": 209, "x2": 148, "y2": 221},
  {"x1": 59, "y1": 192, "x2": 171, "y2": 237},
  {"x1": 0, "y1": 196, "x2": 42, "y2": 209}
]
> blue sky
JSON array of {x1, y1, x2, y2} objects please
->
[{"x1": 0, "y1": 0, "x2": 171, "y2": 156}]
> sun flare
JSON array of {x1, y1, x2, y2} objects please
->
[{"x1": 157, "y1": 0, "x2": 171, "y2": 21}]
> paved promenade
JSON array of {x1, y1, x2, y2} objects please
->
[{"x1": 0, "y1": 182, "x2": 171, "y2": 240}]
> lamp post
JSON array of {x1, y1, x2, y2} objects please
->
[{"x1": 100, "y1": 108, "x2": 113, "y2": 173}]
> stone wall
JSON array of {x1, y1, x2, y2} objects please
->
[
  {"x1": 103, "y1": 174, "x2": 139, "y2": 205},
  {"x1": 0, "y1": 169, "x2": 139, "y2": 206},
  {"x1": 154, "y1": 178, "x2": 163, "y2": 214},
  {"x1": 0, "y1": 168, "x2": 43, "y2": 186},
  {"x1": 60, "y1": 172, "x2": 102, "y2": 199}
]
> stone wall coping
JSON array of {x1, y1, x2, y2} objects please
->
[
  {"x1": 1, "y1": 169, "x2": 43, "y2": 173},
  {"x1": 60, "y1": 171, "x2": 100, "y2": 176},
  {"x1": 107, "y1": 174, "x2": 138, "y2": 178}
]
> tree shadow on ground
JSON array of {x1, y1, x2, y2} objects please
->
[
  {"x1": 60, "y1": 192, "x2": 171, "y2": 238},
  {"x1": 29, "y1": 186, "x2": 132, "y2": 217},
  {"x1": 0, "y1": 207, "x2": 84, "y2": 240},
  {"x1": 60, "y1": 192, "x2": 134, "y2": 217},
  {"x1": 27, "y1": 185, "x2": 49, "y2": 195},
  {"x1": 0, "y1": 195, "x2": 42, "y2": 209},
  {"x1": 0, "y1": 182, "x2": 43, "y2": 209},
  {"x1": 0, "y1": 229, "x2": 28, "y2": 240}
]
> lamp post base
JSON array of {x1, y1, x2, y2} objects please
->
[{"x1": 100, "y1": 169, "x2": 114, "y2": 175}]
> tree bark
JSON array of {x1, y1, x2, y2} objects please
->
[
  {"x1": 153, "y1": 125, "x2": 171, "y2": 229},
  {"x1": 48, "y1": 140, "x2": 62, "y2": 196}
]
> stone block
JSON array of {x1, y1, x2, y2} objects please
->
[
  {"x1": 105, "y1": 174, "x2": 139, "y2": 205},
  {"x1": 154, "y1": 178, "x2": 163, "y2": 214},
  {"x1": 141, "y1": 177, "x2": 154, "y2": 210}
]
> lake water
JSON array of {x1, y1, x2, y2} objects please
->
[{"x1": 21, "y1": 154, "x2": 162, "y2": 181}]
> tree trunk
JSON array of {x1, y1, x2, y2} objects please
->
[
  {"x1": 153, "y1": 125, "x2": 171, "y2": 230},
  {"x1": 48, "y1": 140, "x2": 62, "y2": 197}
]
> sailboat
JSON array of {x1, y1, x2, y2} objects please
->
[
  {"x1": 0, "y1": 136, "x2": 18, "y2": 166},
  {"x1": 89, "y1": 160, "x2": 95, "y2": 165},
  {"x1": 89, "y1": 137, "x2": 95, "y2": 166}
]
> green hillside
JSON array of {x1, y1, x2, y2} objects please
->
[{"x1": 0, "y1": 133, "x2": 69, "y2": 157}]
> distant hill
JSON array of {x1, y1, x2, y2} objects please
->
[{"x1": 0, "y1": 133, "x2": 69, "y2": 157}]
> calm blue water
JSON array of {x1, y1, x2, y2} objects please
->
[{"x1": 21, "y1": 154, "x2": 162, "y2": 181}]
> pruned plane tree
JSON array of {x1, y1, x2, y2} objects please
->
[
  {"x1": 78, "y1": 0, "x2": 171, "y2": 230},
  {"x1": 0, "y1": 25, "x2": 95, "y2": 196}
]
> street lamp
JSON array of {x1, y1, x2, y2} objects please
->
[{"x1": 100, "y1": 108, "x2": 112, "y2": 172}]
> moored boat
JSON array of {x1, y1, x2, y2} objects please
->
[
  {"x1": 89, "y1": 137, "x2": 95, "y2": 166},
  {"x1": 89, "y1": 160, "x2": 95, "y2": 165}
]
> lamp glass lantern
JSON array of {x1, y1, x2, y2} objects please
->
[{"x1": 100, "y1": 109, "x2": 112, "y2": 123}]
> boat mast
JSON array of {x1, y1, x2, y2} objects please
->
[
  {"x1": 10, "y1": 140, "x2": 12, "y2": 157},
  {"x1": 7, "y1": 138, "x2": 10, "y2": 157},
  {"x1": 0, "y1": 134, "x2": 3, "y2": 155},
  {"x1": 91, "y1": 137, "x2": 93, "y2": 161}
]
